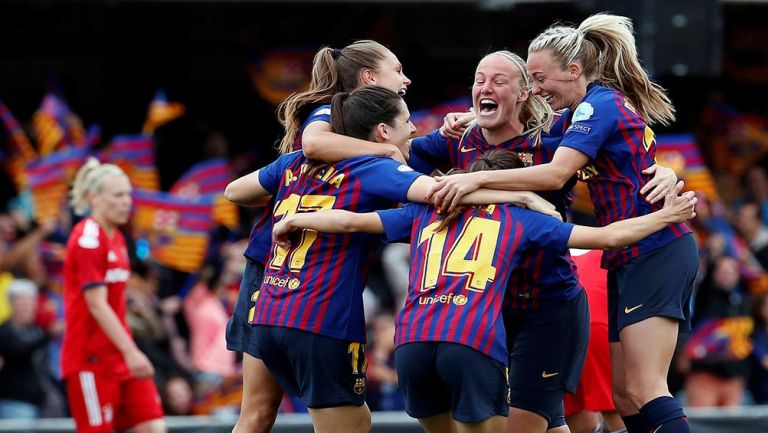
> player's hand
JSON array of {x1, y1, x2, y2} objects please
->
[
  {"x1": 641, "y1": 164, "x2": 678, "y2": 204},
  {"x1": 439, "y1": 110, "x2": 475, "y2": 139},
  {"x1": 524, "y1": 193, "x2": 562, "y2": 221},
  {"x1": 426, "y1": 173, "x2": 482, "y2": 213},
  {"x1": 272, "y1": 217, "x2": 299, "y2": 250},
  {"x1": 662, "y1": 181, "x2": 697, "y2": 223},
  {"x1": 125, "y1": 349, "x2": 155, "y2": 379}
]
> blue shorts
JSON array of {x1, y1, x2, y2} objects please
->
[
  {"x1": 505, "y1": 289, "x2": 589, "y2": 424},
  {"x1": 252, "y1": 325, "x2": 367, "y2": 408},
  {"x1": 394, "y1": 342, "x2": 508, "y2": 423},
  {"x1": 608, "y1": 234, "x2": 698, "y2": 342},
  {"x1": 225, "y1": 259, "x2": 264, "y2": 357}
]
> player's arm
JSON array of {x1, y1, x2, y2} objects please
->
[
  {"x1": 224, "y1": 170, "x2": 272, "y2": 207},
  {"x1": 273, "y1": 210, "x2": 384, "y2": 249},
  {"x1": 302, "y1": 121, "x2": 406, "y2": 164},
  {"x1": 406, "y1": 176, "x2": 561, "y2": 220},
  {"x1": 427, "y1": 146, "x2": 589, "y2": 211},
  {"x1": 83, "y1": 286, "x2": 154, "y2": 379},
  {"x1": 567, "y1": 182, "x2": 696, "y2": 250}
]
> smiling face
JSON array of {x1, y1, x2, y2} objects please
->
[
  {"x1": 472, "y1": 54, "x2": 527, "y2": 132},
  {"x1": 526, "y1": 49, "x2": 584, "y2": 111},
  {"x1": 381, "y1": 99, "x2": 416, "y2": 156},
  {"x1": 369, "y1": 49, "x2": 411, "y2": 96}
]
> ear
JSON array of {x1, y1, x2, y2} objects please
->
[
  {"x1": 517, "y1": 85, "x2": 530, "y2": 102},
  {"x1": 568, "y1": 62, "x2": 582, "y2": 80},
  {"x1": 374, "y1": 123, "x2": 389, "y2": 142},
  {"x1": 361, "y1": 69, "x2": 376, "y2": 85}
]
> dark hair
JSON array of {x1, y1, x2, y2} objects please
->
[
  {"x1": 304, "y1": 86, "x2": 403, "y2": 179},
  {"x1": 276, "y1": 40, "x2": 390, "y2": 154},
  {"x1": 435, "y1": 149, "x2": 526, "y2": 231}
]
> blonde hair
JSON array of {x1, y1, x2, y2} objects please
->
[
  {"x1": 70, "y1": 157, "x2": 129, "y2": 216},
  {"x1": 529, "y1": 13, "x2": 675, "y2": 126},
  {"x1": 463, "y1": 51, "x2": 553, "y2": 147},
  {"x1": 276, "y1": 40, "x2": 390, "y2": 154}
]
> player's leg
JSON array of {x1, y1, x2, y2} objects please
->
[
  {"x1": 115, "y1": 376, "x2": 165, "y2": 433},
  {"x1": 233, "y1": 354, "x2": 283, "y2": 433},
  {"x1": 131, "y1": 419, "x2": 167, "y2": 433},
  {"x1": 457, "y1": 415, "x2": 507, "y2": 433},
  {"x1": 64, "y1": 371, "x2": 119, "y2": 433},
  {"x1": 565, "y1": 410, "x2": 601, "y2": 433},
  {"x1": 309, "y1": 404, "x2": 372, "y2": 433}
]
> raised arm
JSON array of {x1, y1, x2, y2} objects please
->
[
  {"x1": 272, "y1": 210, "x2": 384, "y2": 249},
  {"x1": 567, "y1": 182, "x2": 696, "y2": 250},
  {"x1": 302, "y1": 121, "x2": 405, "y2": 164},
  {"x1": 406, "y1": 176, "x2": 561, "y2": 220},
  {"x1": 426, "y1": 146, "x2": 589, "y2": 211},
  {"x1": 224, "y1": 170, "x2": 272, "y2": 207}
]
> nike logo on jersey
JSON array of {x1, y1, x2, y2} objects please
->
[
  {"x1": 624, "y1": 304, "x2": 643, "y2": 314},
  {"x1": 541, "y1": 371, "x2": 559, "y2": 379},
  {"x1": 459, "y1": 146, "x2": 475, "y2": 153}
]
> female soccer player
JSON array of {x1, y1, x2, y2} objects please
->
[
  {"x1": 62, "y1": 158, "x2": 165, "y2": 433},
  {"x1": 271, "y1": 149, "x2": 696, "y2": 433},
  {"x1": 226, "y1": 86, "x2": 555, "y2": 433},
  {"x1": 226, "y1": 39, "x2": 414, "y2": 433},
  {"x1": 426, "y1": 14, "x2": 698, "y2": 433}
]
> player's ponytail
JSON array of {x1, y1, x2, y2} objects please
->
[
  {"x1": 435, "y1": 150, "x2": 526, "y2": 232},
  {"x1": 70, "y1": 157, "x2": 128, "y2": 216},
  {"x1": 529, "y1": 13, "x2": 675, "y2": 126},
  {"x1": 277, "y1": 40, "x2": 391, "y2": 154}
]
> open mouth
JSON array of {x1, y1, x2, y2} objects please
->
[
  {"x1": 479, "y1": 98, "x2": 498, "y2": 115},
  {"x1": 542, "y1": 94, "x2": 554, "y2": 103},
  {"x1": 398, "y1": 88, "x2": 407, "y2": 96}
]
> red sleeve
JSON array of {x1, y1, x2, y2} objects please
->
[{"x1": 72, "y1": 219, "x2": 108, "y2": 290}]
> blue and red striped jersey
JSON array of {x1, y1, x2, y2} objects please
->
[
  {"x1": 243, "y1": 104, "x2": 331, "y2": 264},
  {"x1": 411, "y1": 121, "x2": 582, "y2": 309},
  {"x1": 251, "y1": 152, "x2": 422, "y2": 342},
  {"x1": 409, "y1": 125, "x2": 529, "y2": 174},
  {"x1": 376, "y1": 202, "x2": 574, "y2": 364},
  {"x1": 559, "y1": 83, "x2": 691, "y2": 269},
  {"x1": 497, "y1": 111, "x2": 583, "y2": 310}
]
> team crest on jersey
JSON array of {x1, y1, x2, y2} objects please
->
[
  {"x1": 517, "y1": 152, "x2": 533, "y2": 167},
  {"x1": 572, "y1": 102, "x2": 594, "y2": 122},
  {"x1": 78, "y1": 220, "x2": 101, "y2": 249},
  {"x1": 453, "y1": 295, "x2": 468, "y2": 306},
  {"x1": 353, "y1": 377, "x2": 367, "y2": 395}
]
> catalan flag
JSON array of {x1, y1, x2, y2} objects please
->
[
  {"x1": 685, "y1": 317, "x2": 754, "y2": 362},
  {"x1": 132, "y1": 190, "x2": 214, "y2": 273},
  {"x1": 25, "y1": 159, "x2": 67, "y2": 223},
  {"x1": 142, "y1": 90, "x2": 185, "y2": 135},
  {"x1": 0, "y1": 99, "x2": 37, "y2": 190},
  {"x1": 656, "y1": 134, "x2": 719, "y2": 200},
  {"x1": 170, "y1": 158, "x2": 239, "y2": 229},
  {"x1": 100, "y1": 134, "x2": 160, "y2": 191},
  {"x1": 33, "y1": 93, "x2": 70, "y2": 156}
]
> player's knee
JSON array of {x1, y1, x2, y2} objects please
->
[{"x1": 132, "y1": 418, "x2": 167, "y2": 433}]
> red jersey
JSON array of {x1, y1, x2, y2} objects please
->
[
  {"x1": 61, "y1": 217, "x2": 132, "y2": 379},
  {"x1": 570, "y1": 249, "x2": 608, "y2": 326}
]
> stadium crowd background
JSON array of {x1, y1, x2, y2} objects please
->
[{"x1": 1, "y1": 0, "x2": 768, "y2": 423}]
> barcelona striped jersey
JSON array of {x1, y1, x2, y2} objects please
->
[
  {"x1": 243, "y1": 104, "x2": 331, "y2": 264},
  {"x1": 410, "y1": 122, "x2": 582, "y2": 309},
  {"x1": 251, "y1": 152, "x2": 422, "y2": 342},
  {"x1": 559, "y1": 83, "x2": 691, "y2": 270},
  {"x1": 376, "y1": 202, "x2": 574, "y2": 364}
]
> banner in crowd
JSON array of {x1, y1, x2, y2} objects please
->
[
  {"x1": 100, "y1": 134, "x2": 160, "y2": 191},
  {"x1": 0, "y1": 99, "x2": 37, "y2": 189},
  {"x1": 684, "y1": 316, "x2": 754, "y2": 362},
  {"x1": 25, "y1": 147, "x2": 89, "y2": 222},
  {"x1": 170, "y1": 158, "x2": 239, "y2": 229},
  {"x1": 703, "y1": 101, "x2": 768, "y2": 177},
  {"x1": 248, "y1": 49, "x2": 315, "y2": 105},
  {"x1": 410, "y1": 97, "x2": 472, "y2": 136},
  {"x1": 132, "y1": 190, "x2": 214, "y2": 273},
  {"x1": 142, "y1": 90, "x2": 185, "y2": 135},
  {"x1": 33, "y1": 93, "x2": 87, "y2": 156}
]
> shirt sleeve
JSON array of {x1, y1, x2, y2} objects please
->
[
  {"x1": 258, "y1": 153, "x2": 297, "y2": 195},
  {"x1": 357, "y1": 157, "x2": 425, "y2": 203},
  {"x1": 72, "y1": 221, "x2": 108, "y2": 290},
  {"x1": 558, "y1": 96, "x2": 618, "y2": 160},
  {"x1": 408, "y1": 130, "x2": 452, "y2": 174},
  {"x1": 375, "y1": 203, "x2": 422, "y2": 243},
  {"x1": 302, "y1": 104, "x2": 332, "y2": 130},
  {"x1": 514, "y1": 207, "x2": 574, "y2": 252}
]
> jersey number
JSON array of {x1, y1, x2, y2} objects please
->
[
  {"x1": 269, "y1": 194, "x2": 336, "y2": 272},
  {"x1": 417, "y1": 216, "x2": 501, "y2": 292}
]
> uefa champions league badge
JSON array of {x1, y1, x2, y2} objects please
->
[{"x1": 572, "y1": 102, "x2": 594, "y2": 122}]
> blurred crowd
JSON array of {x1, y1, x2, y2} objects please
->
[{"x1": 2, "y1": 101, "x2": 768, "y2": 421}]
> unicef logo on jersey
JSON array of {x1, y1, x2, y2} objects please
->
[
  {"x1": 572, "y1": 102, "x2": 594, "y2": 122},
  {"x1": 418, "y1": 292, "x2": 468, "y2": 306}
]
